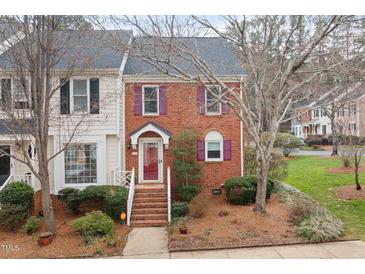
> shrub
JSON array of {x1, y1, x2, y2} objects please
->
[
  {"x1": 305, "y1": 136, "x2": 323, "y2": 147},
  {"x1": 58, "y1": 186, "x2": 128, "y2": 219},
  {"x1": 274, "y1": 133, "x2": 302, "y2": 157},
  {"x1": 0, "y1": 204, "x2": 28, "y2": 231},
  {"x1": 0, "y1": 181, "x2": 34, "y2": 210},
  {"x1": 328, "y1": 133, "x2": 346, "y2": 145},
  {"x1": 174, "y1": 184, "x2": 201, "y2": 202},
  {"x1": 297, "y1": 212, "x2": 344, "y2": 242},
  {"x1": 171, "y1": 129, "x2": 202, "y2": 186},
  {"x1": 188, "y1": 196, "x2": 208, "y2": 218},
  {"x1": 244, "y1": 147, "x2": 288, "y2": 181},
  {"x1": 71, "y1": 210, "x2": 114, "y2": 244},
  {"x1": 58, "y1": 188, "x2": 83, "y2": 214},
  {"x1": 171, "y1": 202, "x2": 189, "y2": 218},
  {"x1": 289, "y1": 197, "x2": 318, "y2": 225},
  {"x1": 23, "y1": 216, "x2": 43, "y2": 235},
  {"x1": 224, "y1": 175, "x2": 274, "y2": 205},
  {"x1": 104, "y1": 187, "x2": 128, "y2": 220}
]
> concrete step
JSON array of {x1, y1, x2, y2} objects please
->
[
  {"x1": 133, "y1": 202, "x2": 167, "y2": 209},
  {"x1": 132, "y1": 208, "x2": 168, "y2": 215},
  {"x1": 131, "y1": 220, "x2": 168, "y2": 227},
  {"x1": 134, "y1": 197, "x2": 167, "y2": 203},
  {"x1": 131, "y1": 213, "x2": 167, "y2": 221}
]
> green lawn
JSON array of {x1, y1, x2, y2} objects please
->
[{"x1": 285, "y1": 156, "x2": 365, "y2": 240}]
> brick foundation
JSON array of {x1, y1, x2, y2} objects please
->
[{"x1": 33, "y1": 190, "x2": 67, "y2": 215}]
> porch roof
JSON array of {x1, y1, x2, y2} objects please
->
[{"x1": 129, "y1": 122, "x2": 172, "y2": 148}]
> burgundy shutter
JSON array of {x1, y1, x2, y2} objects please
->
[
  {"x1": 197, "y1": 140, "x2": 205, "y2": 161},
  {"x1": 197, "y1": 86, "x2": 205, "y2": 115},
  {"x1": 134, "y1": 85, "x2": 142, "y2": 116},
  {"x1": 159, "y1": 86, "x2": 167, "y2": 115},
  {"x1": 221, "y1": 91, "x2": 230, "y2": 114},
  {"x1": 223, "y1": 140, "x2": 232, "y2": 161}
]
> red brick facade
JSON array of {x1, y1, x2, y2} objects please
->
[
  {"x1": 125, "y1": 81, "x2": 243, "y2": 193},
  {"x1": 33, "y1": 190, "x2": 67, "y2": 215}
]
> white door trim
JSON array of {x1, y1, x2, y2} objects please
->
[{"x1": 138, "y1": 137, "x2": 163, "y2": 184}]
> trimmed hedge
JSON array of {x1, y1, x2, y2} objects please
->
[
  {"x1": 0, "y1": 181, "x2": 34, "y2": 210},
  {"x1": 224, "y1": 175, "x2": 274, "y2": 205},
  {"x1": 174, "y1": 184, "x2": 201, "y2": 202},
  {"x1": 0, "y1": 204, "x2": 28, "y2": 231},
  {"x1": 171, "y1": 202, "x2": 189, "y2": 218},
  {"x1": 58, "y1": 185, "x2": 128, "y2": 219}
]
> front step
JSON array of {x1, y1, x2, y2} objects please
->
[
  {"x1": 131, "y1": 220, "x2": 168, "y2": 227},
  {"x1": 132, "y1": 213, "x2": 167, "y2": 221},
  {"x1": 134, "y1": 197, "x2": 167, "y2": 203},
  {"x1": 131, "y1": 187, "x2": 168, "y2": 227}
]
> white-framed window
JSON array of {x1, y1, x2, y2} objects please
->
[
  {"x1": 64, "y1": 143, "x2": 97, "y2": 184},
  {"x1": 205, "y1": 130, "x2": 223, "y2": 161},
  {"x1": 13, "y1": 78, "x2": 30, "y2": 109},
  {"x1": 205, "y1": 85, "x2": 221, "y2": 115},
  {"x1": 338, "y1": 107, "x2": 345, "y2": 117},
  {"x1": 142, "y1": 86, "x2": 159, "y2": 115},
  {"x1": 71, "y1": 79, "x2": 89, "y2": 113},
  {"x1": 350, "y1": 103, "x2": 357, "y2": 116},
  {"x1": 349, "y1": 123, "x2": 357, "y2": 133},
  {"x1": 313, "y1": 108, "x2": 320, "y2": 118}
]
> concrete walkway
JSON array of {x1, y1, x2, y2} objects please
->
[
  {"x1": 170, "y1": 240, "x2": 365, "y2": 259},
  {"x1": 122, "y1": 227, "x2": 169, "y2": 259},
  {"x1": 119, "y1": 228, "x2": 365, "y2": 259}
]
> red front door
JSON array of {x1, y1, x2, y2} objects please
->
[{"x1": 143, "y1": 142, "x2": 159, "y2": 181}]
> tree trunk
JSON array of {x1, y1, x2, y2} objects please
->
[
  {"x1": 39, "y1": 164, "x2": 56, "y2": 234},
  {"x1": 254, "y1": 157, "x2": 269, "y2": 214},
  {"x1": 331, "y1": 116, "x2": 338, "y2": 156},
  {"x1": 355, "y1": 166, "x2": 362, "y2": 190}
]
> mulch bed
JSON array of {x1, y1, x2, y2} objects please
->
[
  {"x1": 335, "y1": 185, "x2": 365, "y2": 200},
  {"x1": 0, "y1": 208, "x2": 131, "y2": 259},
  {"x1": 328, "y1": 166, "x2": 365, "y2": 174},
  {"x1": 168, "y1": 194, "x2": 302, "y2": 251}
]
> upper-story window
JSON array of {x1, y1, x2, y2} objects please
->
[
  {"x1": 313, "y1": 108, "x2": 320, "y2": 118},
  {"x1": 0, "y1": 78, "x2": 30, "y2": 109},
  {"x1": 338, "y1": 106, "x2": 345, "y2": 117},
  {"x1": 206, "y1": 86, "x2": 221, "y2": 115},
  {"x1": 350, "y1": 103, "x2": 357, "y2": 116},
  {"x1": 143, "y1": 86, "x2": 159, "y2": 115},
  {"x1": 71, "y1": 79, "x2": 88, "y2": 113}
]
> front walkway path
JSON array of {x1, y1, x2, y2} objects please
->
[{"x1": 121, "y1": 227, "x2": 169, "y2": 259}]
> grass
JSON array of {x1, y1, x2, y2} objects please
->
[{"x1": 285, "y1": 156, "x2": 365, "y2": 240}]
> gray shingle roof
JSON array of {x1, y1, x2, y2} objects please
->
[
  {"x1": 124, "y1": 37, "x2": 245, "y2": 76},
  {"x1": 0, "y1": 30, "x2": 132, "y2": 70},
  {"x1": 0, "y1": 119, "x2": 33, "y2": 135}
]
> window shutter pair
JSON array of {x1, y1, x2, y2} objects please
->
[
  {"x1": 60, "y1": 78, "x2": 99, "y2": 114},
  {"x1": 134, "y1": 85, "x2": 167, "y2": 116},
  {"x1": 197, "y1": 86, "x2": 229, "y2": 115},
  {"x1": 196, "y1": 140, "x2": 231, "y2": 161}
]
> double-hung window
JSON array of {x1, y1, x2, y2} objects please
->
[
  {"x1": 143, "y1": 86, "x2": 159, "y2": 115},
  {"x1": 64, "y1": 143, "x2": 97, "y2": 184},
  {"x1": 205, "y1": 130, "x2": 223, "y2": 161},
  {"x1": 14, "y1": 79, "x2": 30, "y2": 109},
  {"x1": 72, "y1": 79, "x2": 88, "y2": 113},
  {"x1": 206, "y1": 86, "x2": 221, "y2": 115},
  {"x1": 350, "y1": 104, "x2": 357, "y2": 116}
]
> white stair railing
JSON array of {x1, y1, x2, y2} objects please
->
[
  {"x1": 111, "y1": 168, "x2": 134, "y2": 187},
  {"x1": 127, "y1": 168, "x2": 135, "y2": 226},
  {"x1": 0, "y1": 174, "x2": 33, "y2": 191},
  {"x1": 167, "y1": 166, "x2": 171, "y2": 223}
]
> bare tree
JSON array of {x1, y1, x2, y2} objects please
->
[
  {"x1": 93, "y1": 15, "x2": 362, "y2": 213},
  {"x1": 0, "y1": 16, "x2": 106, "y2": 234}
]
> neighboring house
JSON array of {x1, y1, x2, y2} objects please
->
[
  {"x1": 0, "y1": 30, "x2": 245, "y2": 226},
  {"x1": 291, "y1": 84, "x2": 365, "y2": 139}
]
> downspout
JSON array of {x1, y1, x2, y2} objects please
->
[{"x1": 240, "y1": 77, "x2": 244, "y2": 176}]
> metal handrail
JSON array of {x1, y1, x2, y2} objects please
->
[
  {"x1": 167, "y1": 166, "x2": 171, "y2": 223},
  {"x1": 127, "y1": 168, "x2": 135, "y2": 226}
]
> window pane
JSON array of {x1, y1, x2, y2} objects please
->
[
  {"x1": 65, "y1": 143, "x2": 97, "y2": 184},
  {"x1": 144, "y1": 87, "x2": 158, "y2": 100},
  {"x1": 207, "y1": 142, "x2": 221, "y2": 159},
  {"x1": 73, "y1": 80, "x2": 87, "y2": 95},
  {"x1": 206, "y1": 86, "x2": 220, "y2": 113},
  {"x1": 74, "y1": 96, "x2": 87, "y2": 112},
  {"x1": 144, "y1": 100, "x2": 158, "y2": 113}
]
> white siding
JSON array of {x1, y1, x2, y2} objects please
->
[{"x1": 106, "y1": 135, "x2": 119, "y2": 184}]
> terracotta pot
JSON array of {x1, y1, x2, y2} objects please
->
[
  {"x1": 179, "y1": 227, "x2": 188, "y2": 234},
  {"x1": 38, "y1": 232, "x2": 53, "y2": 247}
]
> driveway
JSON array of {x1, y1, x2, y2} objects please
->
[{"x1": 118, "y1": 228, "x2": 365, "y2": 259}]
